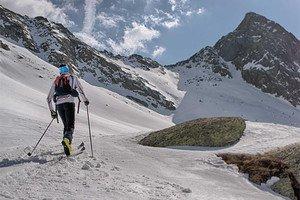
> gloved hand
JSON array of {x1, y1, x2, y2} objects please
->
[
  {"x1": 50, "y1": 110, "x2": 57, "y2": 119},
  {"x1": 84, "y1": 100, "x2": 90, "y2": 106}
]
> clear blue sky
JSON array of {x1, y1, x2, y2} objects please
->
[{"x1": 154, "y1": 0, "x2": 300, "y2": 64}]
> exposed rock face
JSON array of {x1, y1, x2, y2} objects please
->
[
  {"x1": 214, "y1": 12, "x2": 300, "y2": 106},
  {"x1": 0, "y1": 5, "x2": 175, "y2": 113},
  {"x1": 168, "y1": 46, "x2": 232, "y2": 79},
  {"x1": 0, "y1": 8, "x2": 38, "y2": 52},
  {"x1": 122, "y1": 54, "x2": 162, "y2": 70}
]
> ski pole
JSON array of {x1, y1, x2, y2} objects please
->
[
  {"x1": 77, "y1": 97, "x2": 81, "y2": 114},
  {"x1": 27, "y1": 118, "x2": 55, "y2": 156},
  {"x1": 86, "y1": 105, "x2": 94, "y2": 157},
  {"x1": 55, "y1": 106, "x2": 59, "y2": 123}
]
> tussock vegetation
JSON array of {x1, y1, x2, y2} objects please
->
[
  {"x1": 218, "y1": 143, "x2": 300, "y2": 200},
  {"x1": 139, "y1": 117, "x2": 246, "y2": 147},
  {"x1": 0, "y1": 40, "x2": 10, "y2": 50}
]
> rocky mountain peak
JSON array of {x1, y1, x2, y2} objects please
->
[
  {"x1": 236, "y1": 12, "x2": 273, "y2": 31},
  {"x1": 214, "y1": 12, "x2": 300, "y2": 106},
  {"x1": 216, "y1": 12, "x2": 300, "y2": 64},
  {"x1": 168, "y1": 12, "x2": 299, "y2": 106}
]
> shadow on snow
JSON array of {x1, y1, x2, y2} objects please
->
[{"x1": 0, "y1": 156, "x2": 48, "y2": 168}]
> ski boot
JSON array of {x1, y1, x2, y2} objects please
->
[{"x1": 61, "y1": 138, "x2": 73, "y2": 156}]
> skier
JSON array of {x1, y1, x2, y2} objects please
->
[{"x1": 47, "y1": 64, "x2": 89, "y2": 156}]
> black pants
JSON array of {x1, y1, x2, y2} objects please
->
[{"x1": 57, "y1": 102, "x2": 75, "y2": 143}]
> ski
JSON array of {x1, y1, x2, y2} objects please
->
[
  {"x1": 77, "y1": 141, "x2": 85, "y2": 150},
  {"x1": 57, "y1": 142, "x2": 86, "y2": 161},
  {"x1": 71, "y1": 141, "x2": 86, "y2": 156}
]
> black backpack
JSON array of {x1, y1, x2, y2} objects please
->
[{"x1": 53, "y1": 75, "x2": 79, "y2": 102}]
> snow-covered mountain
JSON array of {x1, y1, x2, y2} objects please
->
[
  {"x1": 0, "y1": 38, "x2": 172, "y2": 135},
  {"x1": 1, "y1": 5, "x2": 299, "y2": 126},
  {"x1": 168, "y1": 13, "x2": 300, "y2": 125},
  {"x1": 0, "y1": 5, "x2": 177, "y2": 114},
  {"x1": 169, "y1": 12, "x2": 300, "y2": 107},
  {"x1": 214, "y1": 12, "x2": 300, "y2": 106}
]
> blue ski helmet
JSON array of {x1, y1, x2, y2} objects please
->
[{"x1": 58, "y1": 64, "x2": 69, "y2": 74}]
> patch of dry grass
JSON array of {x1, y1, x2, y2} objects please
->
[
  {"x1": 218, "y1": 143, "x2": 300, "y2": 200},
  {"x1": 139, "y1": 117, "x2": 246, "y2": 147}
]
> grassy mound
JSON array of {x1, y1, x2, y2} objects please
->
[
  {"x1": 139, "y1": 117, "x2": 246, "y2": 147},
  {"x1": 218, "y1": 143, "x2": 300, "y2": 200}
]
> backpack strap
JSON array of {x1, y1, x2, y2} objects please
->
[
  {"x1": 71, "y1": 75, "x2": 75, "y2": 89},
  {"x1": 54, "y1": 75, "x2": 62, "y2": 86},
  {"x1": 54, "y1": 75, "x2": 68, "y2": 86}
]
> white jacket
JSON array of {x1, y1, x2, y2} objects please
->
[{"x1": 47, "y1": 75, "x2": 88, "y2": 111}]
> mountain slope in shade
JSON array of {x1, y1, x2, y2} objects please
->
[{"x1": 0, "y1": 5, "x2": 177, "y2": 114}]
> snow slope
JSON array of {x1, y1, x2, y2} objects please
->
[
  {"x1": 0, "y1": 38, "x2": 299, "y2": 200},
  {"x1": 172, "y1": 60, "x2": 300, "y2": 126}
]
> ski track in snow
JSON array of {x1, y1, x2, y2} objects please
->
[{"x1": 0, "y1": 38, "x2": 299, "y2": 199}]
